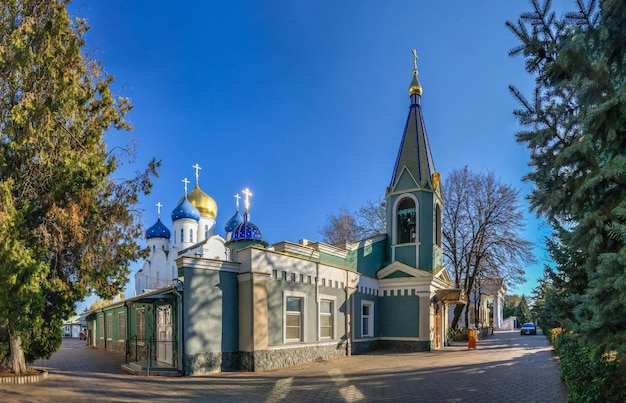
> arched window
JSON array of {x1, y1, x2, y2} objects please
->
[
  {"x1": 435, "y1": 203, "x2": 442, "y2": 246},
  {"x1": 205, "y1": 224, "x2": 209, "y2": 239},
  {"x1": 152, "y1": 245, "x2": 155, "y2": 254},
  {"x1": 189, "y1": 228, "x2": 193, "y2": 243},
  {"x1": 180, "y1": 229, "x2": 183, "y2": 243},
  {"x1": 396, "y1": 198, "x2": 416, "y2": 244}
]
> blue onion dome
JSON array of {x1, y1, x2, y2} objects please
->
[
  {"x1": 171, "y1": 197, "x2": 201, "y2": 222},
  {"x1": 225, "y1": 210, "x2": 244, "y2": 233},
  {"x1": 146, "y1": 218, "x2": 171, "y2": 240},
  {"x1": 231, "y1": 214, "x2": 264, "y2": 242}
]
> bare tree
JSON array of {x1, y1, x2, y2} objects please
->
[
  {"x1": 319, "y1": 207, "x2": 360, "y2": 244},
  {"x1": 355, "y1": 197, "x2": 386, "y2": 238},
  {"x1": 442, "y1": 167, "x2": 533, "y2": 328},
  {"x1": 319, "y1": 198, "x2": 387, "y2": 244}
]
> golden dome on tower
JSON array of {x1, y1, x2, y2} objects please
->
[
  {"x1": 179, "y1": 185, "x2": 217, "y2": 219},
  {"x1": 409, "y1": 70, "x2": 423, "y2": 96},
  {"x1": 408, "y1": 49, "x2": 423, "y2": 96}
]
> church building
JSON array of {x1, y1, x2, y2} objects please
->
[{"x1": 86, "y1": 54, "x2": 467, "y2": 376}]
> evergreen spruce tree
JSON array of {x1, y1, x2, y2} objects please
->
[
  {"x1": 508, "y1": 0, "x2": 626, "y2": 370},
  {"x1": 514, "y1": 295, "x2": 532, "y2": 325},
  {"x1": 0, "y1": 0, "x2": 158, "y2": 374}
]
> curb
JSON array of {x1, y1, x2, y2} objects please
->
[{"x1": 0, "y1": 368, "x2": 48, "y2": 385}]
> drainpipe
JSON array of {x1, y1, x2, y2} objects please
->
[
  {"x1": 124, "y1": 301, "x2": 129, "y2": 363},
  {"x1": 172, "y1": 281, "x2": 184, "y2": 374},
  {"x1": 345, "y1": 270, "x2": 351, "y2": 356},
  {"x1": 316, "y1": 262, "x2": 320, "y2": 342}
]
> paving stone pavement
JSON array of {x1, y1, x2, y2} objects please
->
[{"x1": 0, "y1": 330, "x2": 567, "y2": 402}]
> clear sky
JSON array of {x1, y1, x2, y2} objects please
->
[{"x1": 70, "y1": 0, "x2": 571, "y2": 310}]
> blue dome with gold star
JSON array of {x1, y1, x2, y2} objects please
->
[
  {"x1": 231, "y1": 215, "x2": 264, "y2": 242},
  {"x1": 171, "y1": 197, "x2": 201, "y2": 222},
  {"x1": 225, "y1": 210, "x2": 244, "y2": 233},
  {"x1": 146, "y1": 218, "x2": 171, "y2": 240}
]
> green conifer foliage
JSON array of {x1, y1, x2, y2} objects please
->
[
  {"x1": 508, "y1": 0, "x2": 625, "y2": 367},
  {"x1": 0, "y1": 0, "x2": 158, "y2": 374}
]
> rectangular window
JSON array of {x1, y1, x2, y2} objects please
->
[
  {"x1": 285, "y1": 296, "x2": 303, "y2": 342},
  {"x1": 320, "y1": 299, "x2": 333, "y2": 339},
  {"x1": 362, "y1": 301, "x2": 374, "y2": 338},
  {"x1": 98, "y1": 315, "x2": 104, "y2": 339},
  {"x1": 106, "y1": 314, "x2": 113, "y2": 340},
  {"x1": 118, "y1": 312, "x2": 126, "y2": 341},
  {"x1": 136, "y1": 308, "x2": 145, "y2": 343}
]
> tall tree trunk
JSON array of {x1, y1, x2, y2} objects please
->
[
  {"x1": 451, "y1": 304, "x2": 465, "y2": 329},
  {"x1": 9, "y1": 330, "x2": 27, "y2": 376}
]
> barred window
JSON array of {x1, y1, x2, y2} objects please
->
[
  {"x1": 136, "y1": 308, "x2": 145, "y2": 343},
  {"x1": 118, "y1": 312, "x2": 126, "y2": 341}
]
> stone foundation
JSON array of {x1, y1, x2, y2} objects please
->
[
  {"x1": 184, "y1": 351, "x2": 240, "y2": 375},
  {"x1": 379, "y1": 339, "x2": 430, "y2": 352},
  {"x1": 242, "y1": 342, "x2": 348, "y2": 372},
  {"x1": 351, "y1": 339, "x2": 382, "y2": 354}
]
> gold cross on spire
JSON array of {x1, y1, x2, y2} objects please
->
[
  {"x1": 182, "y1": 178, "x2": 190, "y2": 196},
  {"x1": 156, "y1": 202, "x2": 163, "y2": 218},
  {"x1": 242, "y1": 188, "x2": 252, "y2": 212},
  {"x1": 411, "y1": 49, "x2": 418, "y2": 71},
  {"x1": 192, "y1": 163, "x2": 202, "y2": 185},
  {"x1": 234, "y1": 193, "x2": 241, "y2": 210}
]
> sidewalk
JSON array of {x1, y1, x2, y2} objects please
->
[{"x1": 0, "y1": 330, "x2": 567, "y2": 402}]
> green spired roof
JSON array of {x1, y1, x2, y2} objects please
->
[{"x1": 389, "y1": 61, "x2": 435, "y2": 190}]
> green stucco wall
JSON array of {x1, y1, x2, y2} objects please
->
[
  {"x1": 183, "y1": 267, "x2": 239, "y2": 354},
  {"x1": 379, "y1": 291, "x2": 420, "y2": 337}
]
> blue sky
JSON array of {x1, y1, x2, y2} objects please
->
[{"x1": 70, "y1": 0, "x2": 571, "y2": 310}]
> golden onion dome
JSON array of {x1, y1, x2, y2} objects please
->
[
  {"x1": 179, "y1": 185, "x2": 217, "y2": 219},
  {"x1": 408, "y1": 69, "x2": 422, "y2": 96}
]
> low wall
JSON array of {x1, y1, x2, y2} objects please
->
[{"x1": 454, "y1": 327, "x2": 494, "y2": 341}]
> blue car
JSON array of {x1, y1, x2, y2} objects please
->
[{"x1": 520, "y1": 322, "x2": 537, "y2": 335}]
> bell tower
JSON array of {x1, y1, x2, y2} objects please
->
[{"x1": 386, "y1": 50, "x2": 443, "y2": 272}]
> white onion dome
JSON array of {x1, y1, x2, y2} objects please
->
[
  {"x1": 146, "y1": 218, "x2": 171, "y2": 239},
  {"x1": 171, "y1": 197, "x2": 201, "y2": 222},
  {"x1": 225, "y1": 210, "x2": 244, "y2": 233}
]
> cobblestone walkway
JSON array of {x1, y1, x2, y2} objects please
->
[{"x1": 0, "y1": 330, "x2": 567, "y2": 402}]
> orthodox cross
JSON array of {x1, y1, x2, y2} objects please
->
[
  {"x1": 192, "y1": 163, "x2": 202, "y2": 185},
  {"x1": 411, "y1": 49, "x2": 418, "y2": 70},
  {"x1": 182, "y1": 178, "x2": 190, "y2": 196},
  {"x1": 234, "y1": 193, "x2": 241, "y2": 211},
  {"x1": 242, "y1": 188, "x2": 252, "y2": 211},
  {"x1": 156, "y1": 202, "x2": 163, "y2": 218}
]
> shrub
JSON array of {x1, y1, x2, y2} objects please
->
[
  {"x1": 550, "y1": 327, "x2": 563, "y2": 347},
  {"x1": 555, "y1": 332, "x2": 625, "y2": 402}
]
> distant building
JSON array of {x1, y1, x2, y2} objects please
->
[
  {"x1": 62, "y1": 314, "x2": 87, "y2": 338},
  {"x1": 87, "y1": 55, "x2": 467, "y2": 375}
]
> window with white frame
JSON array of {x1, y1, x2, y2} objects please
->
[
  {"x1": 98, "y1": 315, "x2": 104, "y2": 339},
  {"x1": 136, "y1": 308, "x2": 145, "y2": 343},
  {"x1": 118, "y1": 312, "x2": 126, "y2": 341},
  {"x1": 319, "y1": 298, "x2": 334, "y2": 339},
  {"x1": 361, "y1": 300, "x2": 374, "y2": 337},
  {"x1": 106, "y1": 314, "x2": 113, "y2": 340},
  {"x1": 284, "y1": 292, "x2": 306, "y2": 342}
]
